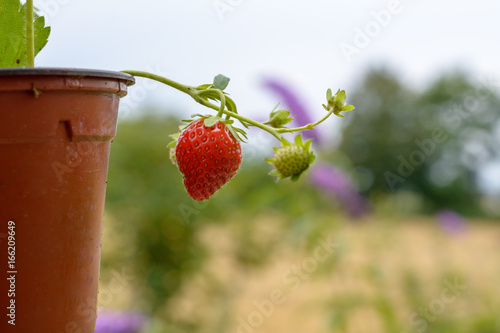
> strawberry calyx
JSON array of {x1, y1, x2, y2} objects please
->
[
  {"x1": 263, "y1": 104, "x2": 294, "y2": 128},
  {"x1": 167, "y1": 114, "x2": 247, "y2": 151},
  {"x1": 322, "y1": 89, "x2": 355, "y2": 118},
  {"x1": 266, "y1": 134, "x2": 315, "y2": 182}
]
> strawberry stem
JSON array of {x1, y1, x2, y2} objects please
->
[
  {"x1": 120, "y1": 70, "x2": 342, "y2": 142},
  {"x1": 222, "y1": 110, "x2": 282, "y2": 140},
  {"x1": 121, "y1": 70, "x2": 191, "y2": 94},
  {"x1": 198, "y1": 89, "x2": 227, "y2": 117},
  {"x1": 276, "y1": 107, "x2": 336, "y2": 134}
]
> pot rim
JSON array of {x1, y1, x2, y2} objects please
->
[{"x1": 0, "y1": 67, "x2": 135, "y2": 85}]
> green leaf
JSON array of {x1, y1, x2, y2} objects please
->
[
  {"x1": 198, "y1": 89, "x2": 223, "y2": 101},
  {"x1": 33, "y1": 15, "x2": 50, "y2": 57},
  {"x1": 169, "y1": 133, "x2": 180, "y2": 140},
  {"x1": 204, "y1": 116, "x2": 219, "y2": 127},
  {"x1": 334, "y1": 89, "x2": 346, "y2": 104},
  {"x1": 226, "y1": 125, "x2": 246, "y2": 143},
  {"x1": 196, "y1": 83, "x2": 212, "y2": 90},
  {"x1": 213, "y1": 74, "x2": 230, "y2": 90},
  {"x1": 268, "y1": 169, "x2": 280, "y2": 176},
  {"x1": 264, "y1": 108, "x2": 294, "y2": 128},
  {"x1": 342, "y1": 105, "x2": 355, "y2": 112},
  {"x1": 232, "y1": 127, "x2": 248, "y2": 140},
  {"x1": 221, "y1": 119, "x2": 234, "y2": 125},
  {"x1": 294, "y1": 134, "x2": 303, "y2": 146},
  {"x1": 326, "y1": 88, "x2": 332, "y2": 100},
  {"x1": 309, "y1": 152, "x2": 316, "y2": 164},
  {"x1": 0, "y1": 1, "x2": 50, "y2": 67},
  {"x1": 166, "y1": 132, "x2": 180, "y2": 148},
  {"x1": 304, "y1": 138, "x2": 312, "y2": 151},
  {"x1": 280, "y1": 138, "x2": 291, "y2": 147},
  {"x1": 0, "y1": 0, "x2": 25, "y2": 67}
]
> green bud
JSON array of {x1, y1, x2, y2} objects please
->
[
  {"x1": 323, "y1": 89, "x2": 355, "y2": 117},
  {"x1": 264, "y1": 105, "x2": 294, "y2": 128}
]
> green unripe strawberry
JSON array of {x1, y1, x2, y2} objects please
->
[
  {"x1": 272, "y1": 145, "x2": 310, "y2": 176},
  {"x1": 266, "y1": 134, "x2": 315, "y2": 181}
]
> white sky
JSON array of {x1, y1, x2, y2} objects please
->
[
  {"x1": 34, "y1": 0, "x2": 500, "y2": 193},
  {"x1": 35, "y1": 0, "x2": 500, "y2": 113}
]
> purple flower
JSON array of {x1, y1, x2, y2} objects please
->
[
  {"x1": 310, "y1": 164, "x2": 369, "y2": 217},
  {"x1": 262, "y1": 78, "x2": 321, "y2": 143},
  {"x1": 436, "y1": 209, "x2": 465, "y2": 234},
  {"x1": 94, "y1": 309, "x2": 147, "y2": 333}
]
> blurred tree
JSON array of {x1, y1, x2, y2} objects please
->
[{"x1": 339, "y1": 68, "x2": 500, "y2": 215}]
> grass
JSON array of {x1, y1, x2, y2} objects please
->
[{"x1": 99, "y1": 213, "x2": 500, "y2": 333}]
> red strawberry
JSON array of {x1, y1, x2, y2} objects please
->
[{"x1": 174, "y1": 119, "x2": 242, "y2": 201}]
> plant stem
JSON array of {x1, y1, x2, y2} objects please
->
[
  {"x1": 120, "y1": 70, "x2": 337, "y2": 142},
  {"x1": 26, "y1": 0, "x2": 35, "y2": 67},
  {"x1": 121, "y1": 70, "x2": 284, "y2": 138},
  {"x1": 121, "y1": 70, "x2": 191, "y2": 94},
  {"x1": 222, "y1": 110, "x2": 282, "y2": 140},
  {"x1": 198, "y1": 89, "x2": 227, "y2": 118},
  {"x1": 277, "y1": 108, "x2": 335, "y2": 133}
]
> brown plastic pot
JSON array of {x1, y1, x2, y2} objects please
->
[{"x1": 0, "y1": 68, "x2": 134, "y2": 333}]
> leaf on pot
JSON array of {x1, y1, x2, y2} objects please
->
[{"x1": 0, "y1": 0, "x2": 51, "y2": 67}]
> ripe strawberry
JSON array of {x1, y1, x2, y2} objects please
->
[
  {"x1": 174, "y1": 118, "x2": 242, "y2": 201},
  {"x1": 267, "y1": 134, "x2": 315, "y2": 181}
]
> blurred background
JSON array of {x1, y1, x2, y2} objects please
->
[{"x1": 36, "y1": 1, "x2": 500, "y2": 332}]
